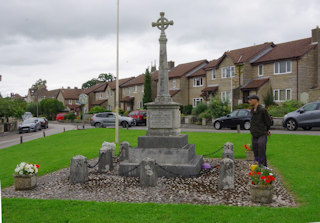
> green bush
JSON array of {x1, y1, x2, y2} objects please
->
[
  {"x1": 234, "y1": 103, "x2": 251, "y2": 109},
  {"x1": 192, "y1": 103, "x2": 208, "y2": 116},
  {"x1": 123, "y1": 111, "x2": 129, "y2": 117},
  {"x1": 267, "y1": 100, "x2": 304, "y2": 117},
  {"x1": 208, "y1": 96, "x2": 230, "y2": 118},
  {"x1": 181, "y1": 105, "x2": 193, "y2": 115},
  {"x1": 89, "y1": 106, "x2": 107, "y2": 114},
  {"x1": 65, "y1": 113, "x2": 76, "y2": 121},
  {"x1": 263, "y1": 88, "x2": 276, "y2": 107},
  {"x1": 199, "y1": 111, "x2": 212, "y2": 120}
]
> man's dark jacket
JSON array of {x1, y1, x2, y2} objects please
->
[{"x1": 250, "y1": 104, "x2": 272, "y2": 138}]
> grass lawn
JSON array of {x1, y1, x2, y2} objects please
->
[{"x1": 1, "y1": 128, "x2": 320, "y2": 222}]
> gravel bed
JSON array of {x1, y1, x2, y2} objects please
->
[{"x1": 2, "y1": 158, "x2": 296, "y2": 207}]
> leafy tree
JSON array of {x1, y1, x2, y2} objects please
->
[
  {"x1": 192, "y1": 103, "x2": 208, "y2": 116},
  {"x1": 263, "y1": 88, "x2": 275, "y2": 108},
  {"x1": 98, "y1": 73, "x2": 114, "y2": 82},
  {"x1": 32, "y1": 79, "x2": 47, "y2": 89},
  {"x1": 181, "y1": 105, "x2": 193, "y2": 115},
  {"x1": 89, "y1": 106, "x2": 107, "y2": 114},
  {"x1": 39, "y1": 99, "x2": 65, "y2": 120},
  {"x1": 65, "y1": 113, "x2": 76, "y2": 122},
  {"x1": 26, "y1": 102, "x2": 39, "y2": 116},
  {"x1": 143, "y1": 68, "x2": 152, "y2": 108},
  {"x1": 82, "y1": 78, "x2": 99, "y2": 89},
  {"x1": 0, "y1": 98, "x2": 26, "y2": 121}
]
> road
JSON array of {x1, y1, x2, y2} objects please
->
[{"x1": 0, "y1": 123, "x2": 319, "y2": 150}]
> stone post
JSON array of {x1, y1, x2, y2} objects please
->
[
  {"x1": 70, "y1": 155, "x2": 88, "y2": 184},
  {"x1": 222, "y1": 142, "x2": 234, "y2": 161},
  {"x1": 102, "y1": 141, "x2": 116, "y2": 157},
  {"x1": 119, "y1": 141, "x2": 130, "y2": 161},
  {"x1": 98, "y1": 147, "x2": 113, "y2": 173},
  {"x1": 140, "y1": 157, "x2": 158, "y2": 187},
  {"x1": 218, "y1": 157, "x2": 234, "y2": 190}
]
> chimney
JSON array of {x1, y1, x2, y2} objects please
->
[
  {"x1": 312, "y1": 26, "x2": 320, "y2": 87},
  {"x1": 67, "y1": 86, "x2": 71, "y2": 89},
  {"x1": 74, "y1": 87, "x2": 78, "y2": 89},
  {"x1": 151, "y1": 65, "x2": 156, "y2": 72},
  {"x1": 168, "y1": 61, "x2": 175, "y2": 70}
]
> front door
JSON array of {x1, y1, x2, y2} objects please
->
[{"x1": 243, "y1": 91, "x2": 250, "y2": 103}]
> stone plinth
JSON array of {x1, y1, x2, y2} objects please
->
[
  {"x1": 140, "y1": 158, "x2": 158, "y2": 187},
  {"x1": 98, "y1": 147, "x2": 113, "y2": 173},
  {"x1": 218, "y1": 158, "x2": 234, "y2": 190},
  {"x1": 70, "y1": 155, "x2": 88, "y2": 184}
]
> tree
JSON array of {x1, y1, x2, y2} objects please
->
[
  {"x1": 208, "y1": 96, "x2": 230, "y2": 118},
  {"x1": 82, "y1": 78, "x2": 99, "y2": 89},
  {"x1": 26, "y1": 102, "x2": 39, "y2": 116},
  {"x1": 32, "y1": 79, "x2": 47, "y2": 89},
  {"x1": 98, "y1": 73, "x2": 114, "y2": 82},
  {"x1": 0, "y1": 98, "x2": 26, "y2": 121},
  {"x1": 263, "y1": 88, "x2": 275, "y2": 108},
  {"x1": 89, "y1": 106, "x2": 107, "y2": 114},
  {"x1": 39, "y1": 99, "x2": 65, "y2": 120},
  {"x1": 143, "y1": 68, "x2": 152, "y2": 108}
]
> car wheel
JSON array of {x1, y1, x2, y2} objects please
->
[
  {"x1": 302, "y1": 126, "x2": 312, "y2": 131},
  {"x1": 214, "y1": 121, "x2": 222, "y2": 130},
  {"x1": 122, "y1": 121, "x2": 128, "y2": 128},
  {"x1": 286, "y1": 119, "x2": 298, "y2": 131},
  {"x1": 243, "y1": 121, "x2": 251, "y2": 130},
  {"x1": 94, "y1": 122, "x2": 102, "y2": 128},
  {"x1": 132, "y1": 119, "x2": 137, "y2": 126}
]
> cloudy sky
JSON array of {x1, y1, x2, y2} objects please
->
[{"x1": 0, "y1": 0, "x2": 319, "y2": 97}]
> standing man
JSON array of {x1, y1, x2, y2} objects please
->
[{"x1": 248, "y1": 95, "x2": 272, "y2": 167}]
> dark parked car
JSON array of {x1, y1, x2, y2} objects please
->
[
  {"x1": 90, "y1": 112, "x2": 135, "y2": 128},
  {"x1": 38, "y1": 117, "x2": 49, "y2": 129},
  {"x1": 213, "y1": 109, "x2": 273, "y2": 130},
  {"x1": 19, "y1": 118, "x2": 42, "y2": 134},
  {"x1": 128, "y1": 110, "x2": 147, "y2": 125},
  {"x1": 283, "y1": 101, "x2": 320, "y2": 131}
]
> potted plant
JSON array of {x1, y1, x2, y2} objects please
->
[
  {"x1": 14, "y1": 162, "x2": 40, "y2": 190},
  {"x1": 248, "y1": 165, "x2": 276, "y2": 204},
  {"x1": 244, "y1": 144, "x2": 254, "y2": 161}
]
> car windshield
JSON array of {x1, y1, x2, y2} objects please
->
[
  {"x1": 23, "y1": 119, "x2": 37, "y2": 124},
  {"x1": 228, "y1": 110, "x2": 238, "y2": 117}
]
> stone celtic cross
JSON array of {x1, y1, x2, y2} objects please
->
[
  {"x1": 152, "y1": 12, "x2": 174, "y2": 103},
  {"x1": 152, "y1": 12, "x2": 174, "y2": 35}
]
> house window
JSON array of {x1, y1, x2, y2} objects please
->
[
  {"x1": 172, "y1": 79, "x2": 177, "y2": 89},
  {"x1": 137, "y1": 101, "x2": 143, "y2": 109},
  {"x1": 106, "y1": 91, "x2": 109, "y2": 97},
  {"x1": 99, "y1": 93, "x2": 103, "y2": 99},
  {"x1": 193, "y1": 98, "x2": 203, "y2": 107},
  {"x1": 274, "y1": 61, "x2": 292, "y2": 74},
  {"x1": 221, "y1": 66, "x2": 235, "y2": 78},
  {"x1": 193, "y1": 77, "x2": 203, "y2": 87},
  {"x1": 108, "y1": 105, "x2": 112, "y2": 111},
  {"x1": 212, "y1": 69, "x2": 216, "y2": 80},
  {"x1": 68, "y1": 100, "x2": 72, "y2": 105},
  {"x1": 76, "y1": 100, "x2": 80, "y2": 105},
  {"x1": 134, "y1": 85, "x2": 137, "y2": 92},
  {"x1": 274, "y1": 89, "x2": 291, "y2": 102},
  {"x1": 141, "y1": 85, "x2": 144, "y2": 92},
  {"x1": 258, "y1": 65, "x2": 264, "y2": 76},
  {"x1": 221, "y1": 91, "x2": 231, "y2": 102},
  {"x1": 128, "y1": 87, "x2": 131, "y2": 94}
]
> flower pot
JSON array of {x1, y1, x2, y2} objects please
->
[
  {"x1": 246, "y1": 150, "x2": 254, "y2": 161},
  {"x1": 250, "y1": 184, "x2": 273, "y2": 204},
  {"x1": 14, "y1": 174, "x2": 37, "y2": 190}
]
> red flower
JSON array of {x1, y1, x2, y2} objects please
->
[
  {"x1": 270, "y1": 176, "x2": 275, "y2": 181},
  {"x1": 257, "y1": 172, "x2": 261, "y2": 175},
  {"x1": 248, "y1": 172, "x2": 252, "y2": 176},
  {"x1": 266, "y1": 179, "x2": 271, "y2": 183},
  {"x1": 36, "y1": 164, "x2": 40, "y2": 169},
  {"x1": 260, "y1": 176, "x2": 266, "y2": 180},
  {"x1": 251, "y1": 181, "x2": 255, "y2": 185},
  {"x1": 244, "y1": 145, "x2": 248, "y2": 149}
]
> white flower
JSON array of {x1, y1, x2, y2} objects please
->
[
  {"x1": 14, "y1": 167, "x2": 20, "y2": 173},
  {"x1": 19, "y1": 171, "x2": 23, "y2": 175},
  {"x1": 269, "y1": 173, "x2": 273, "y2": 176}
]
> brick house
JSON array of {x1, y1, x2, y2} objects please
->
[
  {"x1": 57, "y1": 88, "x2": 84, "y2": 114},
  {"x1": 84, "y1": 82, "x2": 106, "y2": 111}
]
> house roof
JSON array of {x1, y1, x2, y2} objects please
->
[
  {"x1": 168, "y1": 59, "x2": 208, "y2": 79},
  {"x1": 92, "y1": 99, "x2": 108, "y2": 105},
  {"x1": 60, "y1": 88, "x2": 84, "y2": 100},
  {"x1": 45, "y1": 89, "x2": 60, "y2": 98},
  {"x1": 169, "y1": 89, "x2": 181, "y2": 97},
  {"x1": 120, "y1": 96, "x2": 135, "y2": 102},
  {"x1": 121, "y1": 73, "x2": 145, "y2": 87},
  {"x1": 94, "y1": 82, "x2": 108, "y2": 92},
  {"x1": 202, "y1": 86, "x2": 219, "y2": 92},
  {"x1": 241, "y1": 77, "x2": 269, "y2": 90},
  {"x1": 84, "y1": 82, "x2": 106, "y2": 94},
  {"x1": 109, "y1": 77, "x2": 135, "y2": 89},
  {"x1": 253, "y1": 38, "x2": 317, "y2": 64},
  {"x1": 226, "y1": 42, "x2": 274, "y2": 64},
  {"x1": 203, "y1": 59, "x2": 220, "y2": 70},
  {"x1": 188, "y1": 68, "x2": 206, "y2": 78},
  {"x1": 29, "y1": 87, "x2": 48, "y2": 97}
]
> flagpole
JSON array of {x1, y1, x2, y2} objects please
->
[{"x1": 115, "y1": 0, "x2": 119, "y2": 143}]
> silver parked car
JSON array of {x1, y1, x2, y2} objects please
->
[
  {"x1": 283, "y1": 101, "x2": 320, "y2": 131},
  {"x1": 19, "y1": 118, "x2": 42, "y2": 133},
  {"x1": 90, "y1": 112, "x2": 135, "y2": 128}
]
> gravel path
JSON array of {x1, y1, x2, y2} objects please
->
[{"x1": 2, "y1": 158, "x2": 296, "y2": 207}]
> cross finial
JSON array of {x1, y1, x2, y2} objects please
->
[{"x1": 152, "y1": 12, "x2": 173, "y2": 34}]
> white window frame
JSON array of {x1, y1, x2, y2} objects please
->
[
  {"x1": 137, "y1": 101, "x2": 143, "y2": 109},
  {"x1": 134, "y1": 85, "x2": 137, "y2": 93},
  {"x1": 141, "y1": 85, "x2": 144, "y2": 92},
  {"x1": 128, "y1": 87, "x2": 131, "y2": 94},
  {"x1": 212, "y1": 69, "x2": 216, "y2": 80},
  {"x1": 68, "y1": 99, "x2": 72, "y2": 105},
  {"x1": 221, "y1": 66, "x2": 235, "y2": 78},
  {"x1": 106, "y1": 91, "x2": 109, "y2": 98},
  {"x1": 220, "y1": 91, "x2": 231, "y2": 102},
  {"x1": 273, "y1": 88, "x2": 292, "y2": 102},
  {"x1": 258, "y1": 65, "x2": 264, "y2": 76},
  {"x1": 76, "y1": 100, "x2": 80, "y2": 105},
  {"x1": 274, "y1": 61, "x2": 292, "y2": 75},
  {"x1": 193, "y1": 98, "x2": 203, "y2": 107},
  {"x1": 193, "y1": 77, "x2": 203, "y2": 87},
  {"x1": 172, "y1": 79, "x2": 177, "y2": 89}
]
